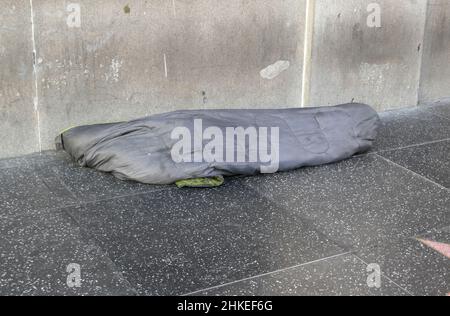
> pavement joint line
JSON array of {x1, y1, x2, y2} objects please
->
[
  {"x1": 56, "y1": 186, "x2": 173, "y2": 211},
  {"x1": 346, "y1": 222, "x2": 450, "y2": 256},
  {"x1": 353, "y1": 255, "x2": 414, "y2": 296},
  {"x1": 82, "y1": 186, "x2": 173, "y2": 205},
  {"x1": 181, "y1": 251, "x2": 353, "y2": 296},
  {"x1": 13, "y1": 182, "x2": 171, "y2": 214},
  {"x1": 373, "y1": 137, "x2": 450, "y2": 154},
  {"x1": 412, "y1": 223, "x2": 450, "y2": 239},
  {"x1": 374, "y1": 153, "x2": 449, "y2": 192},
  {"x1": 428, "y1": 112, "x2": 450, "y2": 121},
  {"x1": 56, "y1": 207, "x2": 140, "y2": 296},
  {"x1": 52, "y1": 173, "x2": 80, "y2": 202},
  {"x1": 419, "y1": 105, "x2": 450, "y2": 121},
  {"x1": 240, "y1": 181, "x2": 352, "y2": 251}
]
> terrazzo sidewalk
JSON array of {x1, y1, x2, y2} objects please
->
[{"x1": 0, "y1": 102, "x2": 449, "y2": 296}]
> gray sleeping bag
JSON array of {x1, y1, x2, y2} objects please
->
[{"x1": 57, "y1": 103, "x2": 380, "y2": 185}]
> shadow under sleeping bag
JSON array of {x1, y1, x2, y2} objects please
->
[{"x1": 57, "y1": 103, "x2": 380, "y2": 185}]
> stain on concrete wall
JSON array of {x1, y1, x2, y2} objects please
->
[
  {"x1": 0, "y1": 1, "x2": 38, "y2": 158},
  {"x1": 419, "y1": 0, "x2": 450, "y2": 104},
  {"x1": 260, "y1": 60, "x2": 291, "y2": 80},
  {"x1": 32, "y1": 0, "x2": 306, "y2": 150},
  {"x1": 308, "y1": 0, "x2": 427, "y2": 111}
]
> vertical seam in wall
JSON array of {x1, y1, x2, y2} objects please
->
[
  {"x1": 171, "y1": 0, "x2": 177, "y2": 17},
  {"x1": 417, "y1": 0, "x2": 430, "y2": 106},
  {"x1": 301, "y1": 0, "x2": 315, "y2": 108},
  {"x1": 163, "y1": 53, "x2": 168, "y2": 78},
  {"x1": 29, "y1": 0, "x2": 42, "y2": 152}
]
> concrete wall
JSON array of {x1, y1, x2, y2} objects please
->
[
  {"x1": 419, "y1": 0, "x2": 450, "y2": 104},
  {"x1": 33, "y1": 0, "x2": 306, "y2": 150},
  {"x1": 0, "y1": 0, "x2": 449, "y2": 158},
  {"x1": 0, "y1": 1, "x2": 39, "y2": 157},
  {"x1": 307, "y1": 0, "x2": 427, "y2": 111}
]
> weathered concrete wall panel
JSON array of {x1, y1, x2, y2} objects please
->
[
  {"x1": 308, "y1": 0, "x2": 427, "y2": 111},
  {"x1": 34, "y1": 0, "x2": 306, "y2": 150},
  {"x1": 419, "y1": 0, "x2": 450, "y2": 104},
  {"x1": 0, "y1": 1, "x2": 38, "y2": 158}
]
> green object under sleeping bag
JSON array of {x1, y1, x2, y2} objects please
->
[{"x1": 175, "y1": 176, "x2": 225, "y2": 188}]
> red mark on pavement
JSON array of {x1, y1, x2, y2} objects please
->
[{"x1": 418, "y1": 239, "x2": 450, "y2": 259}]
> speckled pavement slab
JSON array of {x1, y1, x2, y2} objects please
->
[
  {"x1": 64, "y1": 182, "x2": 345, "y2": 295},
  {"x1": 0, "y1": 104, "x2": 449, "y2": 296},
  {"x1": 236, "y1": 155, "x2": 449, "y2": 250},
  {"x1": 0, "y1": 208, "x2": 135, "y2": 296},
  {"x1": 0, "y1": 164, "x2": 76, "y2": 214}
]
